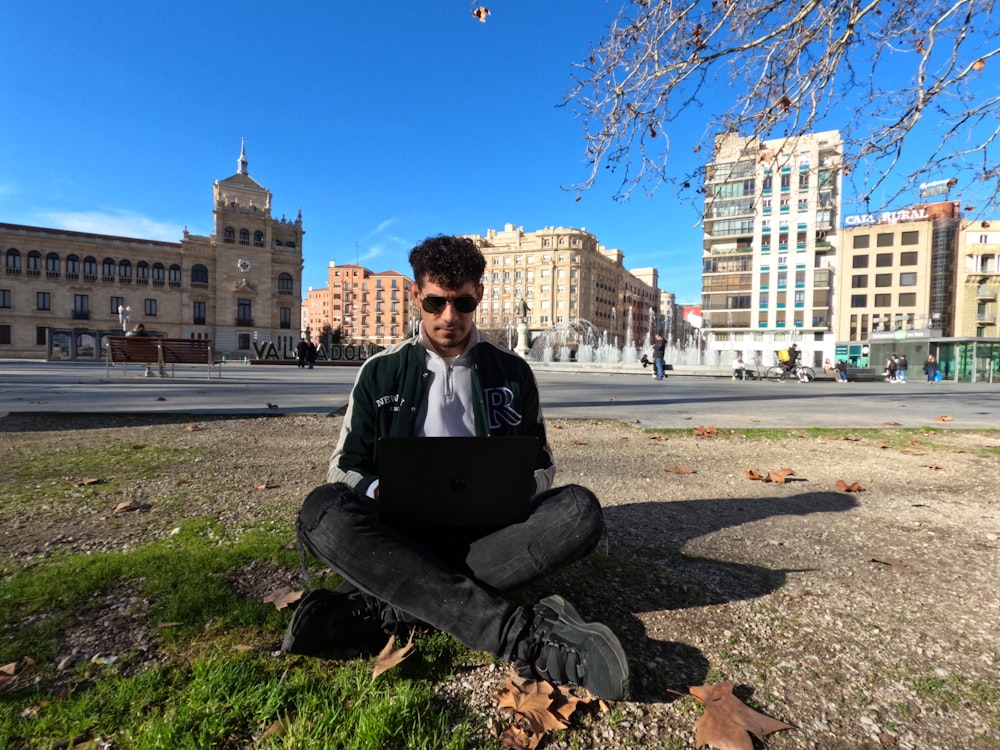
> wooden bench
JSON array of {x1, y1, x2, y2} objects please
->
[
  {"x1": 106, "y1": 336, "x2": 222, "y2": 379},
  {"x1": 159, "y1": 339, "x2": 223, "y2": 379}
]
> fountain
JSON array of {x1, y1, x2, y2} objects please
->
[{"x1": 526, "y1": 317, "x2": 703, "y2": 367}]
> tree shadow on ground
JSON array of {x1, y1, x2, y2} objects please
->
[{"x1": 525, "y1": 491, "x2": 857, "y2": 701}]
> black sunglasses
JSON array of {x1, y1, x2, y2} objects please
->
[{"x1": 420, "y1": 295, "x2": 479, "y2": 314}]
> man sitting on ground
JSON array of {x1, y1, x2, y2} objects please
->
[{"x1": 281, "y1": 235, "x2": 630, "y2": 701}]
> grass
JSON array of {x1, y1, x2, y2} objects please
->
[{"x1": 0, "y1": 517, "x2": 493, "y2": 749}]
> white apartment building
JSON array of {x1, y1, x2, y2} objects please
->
[{"x1": 701, "y1": 131, "x2": 843, "y2": 368}]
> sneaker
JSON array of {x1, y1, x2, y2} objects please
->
[
  {"x1": 281, "y1": 588, "x2": 386, "y2": 658},
  {"x1": 513, "y1": 594, "x2": 630, "y2": 700}
]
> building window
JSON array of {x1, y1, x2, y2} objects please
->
[
  {"x1": 102, "y1": 258, "x2": 116, "y2": 279},
  {"x1": 152, "y1": 263, "x2": 165, "y2": 285},
  {"x1": 0, "y1": 289, "x2": 10, "y2": 308},
  {"x1": 852, "y1": 235, "x2": 870, "y2": 249},
  {"x1": 901, "y1": 231, "x2": 919, "y2": 245},
  {"x1": 876, "y1": 233, "x2": 894, "y2": 247},
  {"x1": 238, "y1": 333, "x2": 251, "y2": 349},
  {"x1": 852, "y1": 255, "x2": 869, "y2": 269},
  {"x1": 137, "y1": 261, "x2": 149, "y2": 282},
  {"x1": 66, "y1": 254, "x2": 80, "y2": 276},
  {"x1": 899, "y1": 272, "x2": 917, "y2": 286},
  {"x1": 876, "y1": 253, "x2": 893, "y2": 267},
  {"x1": 900, "y1": 251, "x2": 918, "y2": 265},
  {"x1": 168, "y1": 264, "x2": 181, "y2": 286},
  {"x1": 193, "y1": 301, "x2": 206, "y2": 325},
  {"x1": 27, "y1": 251, "x2": 42, "y2": 273},
  {"x1": 36, "y1": 326, "x2": 47, "y2": 346},
  {"x1": 875, "y1": 273, "x2": 892, "y2": 287},
  {"x1": 898, "y1": 292, "x2": 917, "y2": 306},
  {"x1": 280, "y1": 307, "x2": 291, "y2": 329},
  {"x1": 83, "y1": 256, "x2": 98, "y2": 278},
  {"x1": 46, "y1": 253, "x2": 60, "y2": 275},
  {"x1": 224, "y1": 227, "x2": 235, "y2": 243},
  {"x1": 5, "y1": 249, "x2": 21, "y2": 271},
  {"x1": 237, "y1": 298, "x2": 252, "y2": 326},
  {"x1": 0, "y1": 325, "x2": 10, "y2": 345},
  {"x1": 111, "y1": 296, "x2": 124, "y2": 314},
  {"x1": 145, "y1": 298, "x2": 157, "y2": 316},
  {"x1": 254, "y1": 230, "x2": 265, "y2": 247},
  {"x1": 278, "y1": 273, "x2": 294, "y2": 293},
  {"x1": 191, "y1": 264, "x2": 209, "y2": 284},
  {"x1": 37, "y1": 292, "x2": 51, "y2": 310},
  {"x1": 239, "y1": 229, "x2": 250, "y2": 246},
  {"x1": 874, "y1": 293, "x2": 891, "y2": 307},
  {"x1": 850, "y1": 294, "x2": 867, "y2": 307},
  {"x1": 851, "y1": 275, "x2": 868, "y2": 289},
  {"x1": 74, "y1": 294, "x2": 90, "y2": 319}
]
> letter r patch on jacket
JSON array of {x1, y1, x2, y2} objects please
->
[{"x1": 483, "y1": 386, "x2": 522, "y2": 429}]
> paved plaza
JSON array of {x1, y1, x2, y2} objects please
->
[{"x1": 1, "y1": 359, "x2": 997, "y2": 430}]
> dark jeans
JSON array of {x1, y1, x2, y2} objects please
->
[
  {"x1": 654, "y1": 357, "x2": 665, "y2": 379},
  {"x1": 295, "y1": 481, "x2": 604, "y2": 659}
]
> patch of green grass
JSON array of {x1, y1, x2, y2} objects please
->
[
  {"x1": 0, "y1": 519, "x2": 294, "y2": 664},
  {"x1": 1, "y1": 647, "x2": 486, "y2": 749},
  {"x1": 911, "y1": 671, "x2": 1000, "y2": 712},
  {"x1": 0, "y1": 518, "x2": 500, "y2": 750}
]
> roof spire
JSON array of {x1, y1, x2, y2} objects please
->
[{"x1": 238, "y1": 137, "x2": 248, "y2": 175}]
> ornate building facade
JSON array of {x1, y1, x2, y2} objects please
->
[
  {"x1": 0, "y1": 143, "x2": 303, "y2": 360},
  {"x1": 465, "y1": 223, "x2": 660, "y2": 349}
]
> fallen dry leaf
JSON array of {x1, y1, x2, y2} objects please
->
[
  {"x1": 693, "y1": 425, "x2": 718, "y2": 438},
  {"x1": 254, "y1": 482, "x2": 275, "y2": 491},
  {"x1": 156, "y1": 396, "x2": 167, "y2": 401},
  {"x1": 843, "y1": 434, "x2": 862, "y2": 442},
  {"x1": 184, "y1": 423, "x2": 202, "y2": 431},
  {"x1": 372, "y1": 630, "x2": 416, "y2": 678},
  {"x1": 689, "y1": 681, "x2": 794, "y2": 750},
  {"x1": 263, "y1": 586, "x2": 303, "y2": 610},
  {"x1": 745, "y1": 468, "x2": 762, "y2": 481},
  {"x1": 870, "y1": 557, "x2": 916, "y2": 574},
  {"x1": 765, "y1": 468, "x2": 796, "y2": 484},
  {"x1": 935, "y1": 415, "x2": 952, "y2": 422},
  {"x1": 835, "y1": 479, "x2": 865, "y2": 493},
  {"x1": 114, "y1": 498, "x2": 149, "y2": 513},
  {"x1": 496, "y1": 674, "x2": 588, "y2": 750},
  {"x1": 665, "y1": 466, "x2": 696, "y2": 474},
  {"x1": 67, "y1": 477, "x2": 103, "y2": 487}
]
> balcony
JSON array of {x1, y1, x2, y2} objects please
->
[
  {"x1": 975, "y1": 314, "x2": 996, "y2": 324},
  {"x1": 235, "y1": 318, "x2": 254, "y2": 327},
  {"x1": 72, "y1": 311, "x2": 90, "y2": 320},
  {"x1": 976, "y1": 289, "x2": 997, "y2": 301}
]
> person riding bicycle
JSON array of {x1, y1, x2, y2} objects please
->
[{"x1": 783, "y1": 343, "x2": 801, "y2": 374}]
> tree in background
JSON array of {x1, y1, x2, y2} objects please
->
[{"x1": 564, "y1": 0, "x2": 998, "y2": 212}]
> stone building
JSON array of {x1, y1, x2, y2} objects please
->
[
  {"x1": 465, "y1": 223, "x2": 660, "y2": 349},
  {"x1": 0, "y1": 143, "x2": 303, "y2": 360}
]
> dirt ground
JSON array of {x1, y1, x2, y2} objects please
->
[{"x1": 1, "y1": 413, "x2": 998, "y2": 749}]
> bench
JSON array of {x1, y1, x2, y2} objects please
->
[
  {"x1": 845, "y1": 367, "x2": 883, "y2": 382},
  {"x1": 106, "y1": 336, "x2": 222, "y2": 379},
  {"x1": 159, "y1": 339, "x2": 223, "y2": 379}
]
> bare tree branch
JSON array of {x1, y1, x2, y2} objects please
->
[{"x1": 564, "y1": 0, "x2": 1000, "y2": 214}]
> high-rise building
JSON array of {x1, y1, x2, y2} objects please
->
[
  {"x1": 701, "y1": 131, "x2": 843, "y2": 368},
  {"x1": 0, "y1": 142, "x2": 303, "y2": 360},
  {"x1": 955, "y1": 219, "x2": 1000, "y2": 338}
]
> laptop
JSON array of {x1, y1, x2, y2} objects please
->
[{"x1": 375, "y1": 436, "x2": 539, "y2": 528}]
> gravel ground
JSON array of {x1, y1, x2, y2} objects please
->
[{"x1": 1, "y1": 413, "x2": 998, "y2": 749}]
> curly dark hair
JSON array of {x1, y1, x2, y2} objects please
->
[{"x1": 408, "y1": 235, "x2": 486, "y2": 289}]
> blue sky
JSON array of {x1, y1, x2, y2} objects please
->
[
  {"x1": 2, "y1": 2, "x2": 991, "y2": 304},
  {"x1": 0, "y1": 1, "x2": 714, "y2": 301}
]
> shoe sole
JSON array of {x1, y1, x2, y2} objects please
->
[{"x1": 539, "y1": 594, "x2": 631, "y2": 701}]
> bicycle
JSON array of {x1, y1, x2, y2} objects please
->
[{"x1": 766, "y1": 364, "x2": 816, "y2": 382}]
